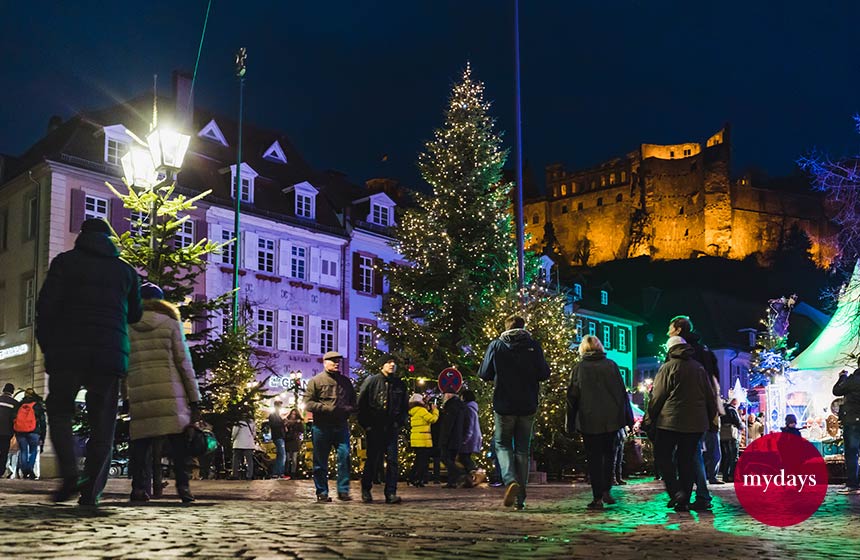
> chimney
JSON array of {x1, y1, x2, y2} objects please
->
[
  {"x1": 47, "y1": 115, "x2": 63, "y2": 134},
  {"x1": 173, "y1": 71, "x2": 194, "y2": 129}
]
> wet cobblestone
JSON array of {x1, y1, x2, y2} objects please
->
[{"x1": 0, "y1": 478, "x2": 857, "y2": 559}]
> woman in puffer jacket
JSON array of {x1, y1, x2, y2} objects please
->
[
  {"x1": 459, "y1": 389, "x2": 483, "y2": 485},
  {"x1": 407, "y1": 393, "x2": 438, "y2": 487},
  {"x1": 126, "y1": 283, "x2": 200, "y2": 503}
]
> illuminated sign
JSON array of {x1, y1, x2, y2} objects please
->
[{"x1": 0, "y1": 344, "x2": 29, "y2": 361}]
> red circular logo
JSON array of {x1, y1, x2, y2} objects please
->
[{"x1": 734, "y1": 433, "x2": 828, "y2": 527}]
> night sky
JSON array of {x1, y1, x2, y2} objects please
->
[{"x1": 2, "y1": 1, "x2": 860, "y2": 191}]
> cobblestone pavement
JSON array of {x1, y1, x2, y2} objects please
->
[{"x1": 0, "y1": 477, "x2": 857, "y2": 559}]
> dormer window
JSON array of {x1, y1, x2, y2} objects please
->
[
  {"x1": 230, "y1": 162, "x2": 258, "y2": 204},
  {"x1": 366, "y1": 192, "x2": 396, "y2": 227},
  {"x1": 290, "y1": 181, "x2": 318, "y2": 220},
  {"x1": 371, "y1": 203, "x2": 391, "y2": 226},
  {"x1": 198, "y1": 119, "x2": 229, "y2": 146},
  {"x1": 573, "y1": 283, "x2": 582, "y2": 300},
  {"x1": 103, "y1": 125, "x2": 133, "y2": 166},
  {"x1": 262, "y1": 141, "x2": 288, "y2": 164},
  {"x1": 600, "y1": 290, "x2": 609, "y2": 305}
]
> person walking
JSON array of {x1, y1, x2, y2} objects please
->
[
  {"x1": 358, "y1": 356, "x2": 409, "y2": 504},
  {"x1": 459, "y1": 388, "x2": 483, "y2": 485},
  {"x1": 719, "y1": 398, "x2": 741, "y2": 482},
  {"x1": 0, "y1": 383, "x2": 19, "y2": 478},
  {"x1": 437, "y1": 391, "x2": 467, "y2": 488},
  {"x1": 231, "y1": 417, "x2": 256, "y2": 480},
  {"x1": 14, "y1": 388, "x2": 47, "y2": 480},
  {"x1": 125, "y1": 283, "x2": 201, "y2": 503},
  {"x1": 36, "y1": 217, "x2": 143, "y2": 505},
  {"x1": 478, "y1": 315, "x2": 551, "y2": 510},
  {"x1": 644, "y1": 336, "x2": 717, "y2": 512},
  {"x1": 834, "y1": 366, "x2": 860, "y2": 494},
  {"x1": 566, "y1": 335, "x2": 632, "y2": 510},
  {"x1": 407, "y1": 393, "x2": 438, "y2": 487},
  {"x1": 304, "y1": 351, "x2": 356, "y2": 502},
  {"x1": 269, "y1": 399, "x2": 287, "y2": 479},
  {"x1": 284, "y1": 409, "x2": 304, "y2": 478}
]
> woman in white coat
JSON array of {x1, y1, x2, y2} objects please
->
[{"x1": 126, "y1": 283, "x2": 200, "y2": 503}]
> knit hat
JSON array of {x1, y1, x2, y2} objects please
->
[
  {"x1": 666, "y1": 336, "x2": 687, "y2": 350},
  {"x1": 140, "y1": 282, "x2": 165, "y2": 300},
  {"x1": 409, "y1": 393, "x2": 425, "y2": 405},
  {"x1": 785, "y1": 414, "x2": 797, "y2": 426},
  {"x1": 80, "y1": 218, "x2": 111, "y2": 235}
]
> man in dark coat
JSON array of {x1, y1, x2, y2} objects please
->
[
  {"x1": 437, "y1": 391, "x2": 467, "y2": 488},
  {"x1": 478, "y1": 315, "x2": 551, "y2": 510},
  {"x1": 0, "y1": 383, "x2": 19, "y2": 474},
  {"x1": 834, "y1": 367, "x2": 860, "y2": 494},
  {"x1": 358, "y1": 356, "x2": 408, "y2": 503},
  {"x1": 36, "y1": 218, "x2": 142, "y2": 505}
]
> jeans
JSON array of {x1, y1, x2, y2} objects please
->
[
  {"x1": 702, "y1": 430, "x2": 721, "y2": 482},
  {"x1": 844, "y1": 423, "x2": 860, "y2": 489},
  {"x1": 582, "y1": 432, "x2": 616, "y2": 500},
  {"x1": 410, "y1": 448, "x2": 431, "y2": 484},
  {"x1": 494, "y1": 412, "x2": 535, "y2": 504},
  {"x1": 47, "y1": 371, "x2": 120, "y2": 503},
  {"x1": 720, "y1": 439, "x2": 739, "y2": 481},
  {"x1": 131, "y1": 433, "x2": 189, "y2": 493},
  {"x1": 614, "y1": 429, "x2": 625, "y2": 481},
  {"x1": 362, "y1": 425, "x2": 399, "y2": 496},
  {"x1": 0, "y1": 435, "x2": 10, "y2": 476},
  {"x1": 694, "y1": 434, "x2": 711, "y2": 504},
  {"x1": 15, "y1": 432, "x2": 40, "y2": 476},
  {"x1": 232, "y1": 448, "x2": 254, "y2": 480},
  {"x1": 286, "y1": 451, "x2": 300, "y2": 475},
  {"x1": 272, "y1": 438, "x2": 286, "y2": 477},
  {"x1": 312, "y1": 424, "x2": 351, "y2": 496},
  {"x1": 655, "y1": 429, "x2": 703, "y2": 503}
]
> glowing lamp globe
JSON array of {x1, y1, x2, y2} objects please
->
[
  {"x1": 120, "y1": 144, "x2": 158, "y2": 189},
  {"x1": 146, "y1": 127, "x2": 190, "y2": 171}
]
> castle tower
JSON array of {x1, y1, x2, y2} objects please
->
[{"x1": 702, "y1": 126, "x2": 732, "y2": 256}]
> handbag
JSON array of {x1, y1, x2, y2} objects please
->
[{"x1": 185, "y1": 422, "x2": 218, "y2": 458}]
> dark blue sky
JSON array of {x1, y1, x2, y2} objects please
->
[{"x1": 2, "y1": 1, "x2": 859, "y2": 190}]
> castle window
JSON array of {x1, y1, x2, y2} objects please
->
[
  {"x1": 601, "y1": 176, "x2": 607, "y2": 187},
  {"x1": 616, "y1": 193, "x2": 623, "y2": 203},
  {"x1": 679, "y1": 207, "x2": 684, "y2": 215},
  {"x1": 684, "y1": 229, "x2": 689, "y2": 237},
  {"x1": 561, "y1": 205, "x2": 569, "y2": 214},
  {"x1": 597, "y1": 197, "x2": 603, "y2": 207},
  {"x1": 621, "y1": 171, "x2": 627, "y2": 183},
  {"x1": 609, "y1": 173, "x2": 616, "y2": 185},
  {"x1": 684, "y1": 148, "x2": 692, "y2": 156},
  {"x1": 670, "y1": 151, "x2": 675, "y2": 158},
  {"x1": 577, "y1": 202, "x2": 583, "y2": 211},
  {"x1": 591, "y1": 180, "x2": 596, "y2": 189},
  {"x1": 561, "y1": 184, "x2": 568, "y2": 196},
  {"x1": 532, "y1": 214, "x2": 539, "y2": 225},
  {"x1": 572, "y1": 182, "x2": 578, "y2": 193}
]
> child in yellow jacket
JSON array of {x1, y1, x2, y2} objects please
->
[{"x1": 408, "y1": 394, "x2": 439, "y2": 486}]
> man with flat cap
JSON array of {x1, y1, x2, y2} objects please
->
[
  {"x1": 36, "y1": 217, "x2": 142, "y2": 505},
  {"x1": 304, "y1": 350, "x2": 357, "y2": 502}
]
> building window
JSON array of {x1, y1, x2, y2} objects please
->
[
  {"x1": 290, "y1": 245, "x2": 307, "y2": 279},
  {"x1": 616, "y1": 193, "x2": 623, "y2": 203},
  {"x1": 232, "y1": 176, "x2": 254, "y2": 203},
  {"x1": 357, "y1": 322, "x2": 374, "y2": 358},
  {"x1": 22, "y1": 275, "x2": 36, "y2": 327},
  {"x1": 618, "y1": 328, "x2": 628, "y2": 352},
  {"x1": 561, "y1": 205, "x2": 568, "y2": 214},
  {"x1": 221, "y1": 229, "x2": 235, "y2": 265},
  {"x1": 588, "y1": 321, "x2": 596, "y2": 336},
  {"x1": 106, "y1": 138, "x2": 128, "y2": 165},
  {"x1": 679, "y1": 206, "x2": 685, "y2": 215},
  {"x1": 221, "y1": 309, "x2": 232, "y2": 335},
  {"x1": 603, "y1": 324, "x2": 612, "y2": 349},
  {"x1": 561, "y1": 184, "x2": 567, "y2": 196},
  {"x1": 601, "y1": 176, "x2": 607, "y2": 187},
  {"x1": 371, "y1": 204, "x2": 391, "y2": 226},
  {"x1": 256, "y1": 308, "x2": 274, "y2": 348},
  {"x1": 0, "y1": 207, "x2": 7, "y2": 251},
  {"x1": 290, "y1": 314, "x2": 306, "y2": 352},
  {"x1": 25, "y1": 196, "x2": 38, "y2": 241},
  {"x1": 85, "y1": 195, "x2": 109, "y2": 221},
  {"x1": 597, "y1": 197, "x2": 603, "y2": 207},
  {"x1": 130, "y1": 210, "x2": 148, "y2": 237},
  {"x1": 532, "y1": 214, "x2": 539, "y2": 225},
  {"x1": 574, "y1": 318, "x2": 583, "y2": 343},
  {"x1": 610, "y1": 173, "x2": 616, "y2": 185},
  {"x1": 320, "y1": 319, "x2": 335, "y2": 354},
  {"x1": 258, "y1": 237, "x2": 275, "y2": 273},
  {"x1": 358, "y1": 255, "x2": 373, "y2": 293},
  {"x1": 683, "y1": 148, "x2": 692, "y2": 156},
  {"x1": 670, "y1": 151, "x2": 675, "y2": 159},
  {"x1": 600, "y1": 290, "x2": 608, "y2": 305},
  {"x1": 175, "y1": 219, "x2": 194, "y2": 249},
  {"x1": 296, "y1": 193, "x2": 313, "y2": 218},
  {"x1": 577, "y1": 202, "x2": 584, "y2": 211},
  {"x1": 621, "y1": 171, "x2": 627, "y2": 183},
  {"x1": 573, "y1": 283, "x2": 582, "y2": 300}
]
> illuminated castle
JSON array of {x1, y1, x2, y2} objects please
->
[{"x1": 524, "y1": 126, "x2": 837, "y2": 267}]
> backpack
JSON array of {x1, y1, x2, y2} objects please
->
[{"x1": 14, "y1": 402, "x2": 37, "y2": 433}]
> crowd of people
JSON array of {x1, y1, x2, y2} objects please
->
[{"x1": 3, "y1": 217, "x2": 860, "y2": 512}]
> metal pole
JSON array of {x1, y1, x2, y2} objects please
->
[
  {"x1": 513, "y1": 0, "x2": 526, "y2": 301},
  {"x1": 232, "y1": 48, "x2": 247, "y2": 333}
]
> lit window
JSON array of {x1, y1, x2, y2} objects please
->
[
  {"x1": 371, "y1": 204, "x2": 391, "y2": 226},
  {"x1": 588, "y1": 321, "x2": 596, "y2": 336},
  {"x1": 532, "y1": 214, "x2": 539, "y2": 225},
  {"x1": 258, "y1": 237, "x2": 275, "y2": 273},
  {"x1": 358, "y1": 255, "x2": 373, "y2": 293},
  {"x1": 601, "y1": 176, "x2": 607, "y2": 187},
  {"x1": 22, "y1": 276, "x2": 35, "y2": 327},
  {"x1": 561, "y1": 184, "x2": 567, "y2": 196},
  {"x1": 291, "y1": 246, "x2": 307, "y2": 279},
  {"x1": 175, "y1": 219, "x2": 194, "y2": 249},
  {"x1": 290, "y1": 315, "x2": 306, "y2": 352},
  {"x1": 575, "y1": 318, "x2": 583, "y2": 343},
  {"x1": 603, "y1": 325, "x2": 612, "y2": 349},
  {"x1": 296, "y1": 193, "x2": 313, "y2": 218},
  {"x1": 610, "y1": 173, "x2": 616, "y2": 185},
  {"x1": 619, "y1": 328, "x2": 627, "y2": 352},
  {"x1": 357, "y1": 323, "x2": 374, "y2": 358},
  {"x1": 320, "y1": 319, "x2": 335, "y2": 354},
  {"x1": 106, "y1": 139, "x2": 128, "y2": 165},
  {"x1": 221, "y1": 229, "x2": 235, "y2": 265},
  {"x1": 600, "y1": 290, "x2": 608, "y2": 305},
  {"x1": 256, "y1": 308, "x2": 274, "y2": 348},
  {"x1": 85, "y1": 195, "x2": 109, "y2": 221},
  {"x1": 573, "y1": 283, "x2": 582, "y2": 300}
]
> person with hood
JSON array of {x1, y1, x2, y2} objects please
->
[
  {"x1": 0, "y1": 383, "x2": 18, "y2": 474},
  {"x1": 284, "y1": 409, "x2": 304, "y2": 478},
  {"x1": 14, "y1": 388, "x2": 47, "y2": 480},
  {"x1": 437, "y1": 391, "x2": 467, "y2": 488},
  {"x1": 125, "y1": 283, "x2": 200, "y2": 503},
  {"x1": 644, "y1": 335, "x2": 717, "y2": 512},
  {"x1": 407, "y1": 393, "x2": 438, "y2": 487},
  {"x1": 268, "y1": 399, "x2": 287, "y2": 479},
  {"x1": 478, "y1": 315, "x2": 551, "y2": 510},
  {"x1": 719, "y1": 398, "x2": 742, "y2": 482},
  {"x1": 36, "y1": 217, "x2": 143, "y2": 505},
  {"x1": 459, "y1": 388, "x2": 483, "y2": 484},
  {"x1": 833, "y1": 366, "x2": 860, "y2": 494},
  {"x1": 358, "y1": 355, "x2": 409, "y2": 504},
  {"x1": 566, "y1": 335, "x2": 632, "y2": 510}
]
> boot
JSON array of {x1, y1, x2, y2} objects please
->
[{"x1": 177, "y1": 486, "x2": 196, "y2": 503}]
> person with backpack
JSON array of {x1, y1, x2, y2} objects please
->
[
  {"x1": 14, "y1": 388, "x2": 47, "y2": 480},
  {"x1": 0, "y1": 383, "x2": 18, "y2": 475}
]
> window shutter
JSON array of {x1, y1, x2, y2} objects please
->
[
  {"x1": 309, "y1": 247, "x2": 321, "y2": 284},
  {"x1": 209, "y1": 224, "x2": 222, "y2": 262},
  {"x1": 277, "y1": 309, "x2": 290, "y2": 350},
  {"x1": 308, "y1": 315, "x2": 321, "y2": 355},
  {"x1": 373, "y1": 258, "x2": 384, "y2": 295},
  {"x1": 69, "y1": 188, "x2": 85, "y2": 233},
  {"x1": 192, "y1": 219, "x2": 203, "y2": 244},
  {"x1": 337, "y1": 319, "x2": 348, "y2": 359},
  {"x1": 278, "y1": 240, "x2": 290, "y2": 277},
  {"x1": 243, "y1": 231, "x2": 258, "y2": 271},
  {"x1": 352, "y1": 252, "x2": 361, "y2": 291},
  {"x1": 109, "y1": 197, "x2": 130, "y2": 234}
]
